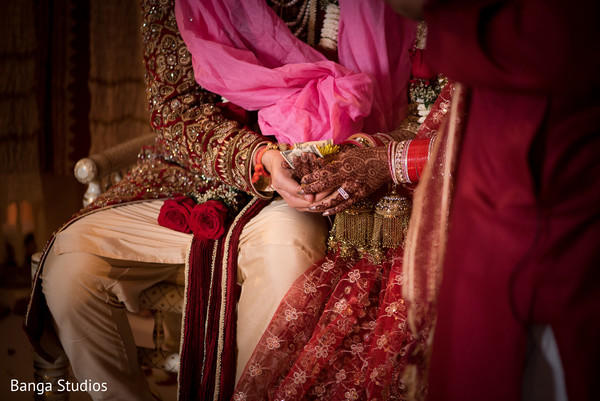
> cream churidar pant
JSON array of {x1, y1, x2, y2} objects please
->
[{"x1": 42, "y1": 198, "x2": 328, "y2": 401}]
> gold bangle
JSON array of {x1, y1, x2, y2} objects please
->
[{"x1": 347, "y1": 133, "x2": 376, "y2": 147}]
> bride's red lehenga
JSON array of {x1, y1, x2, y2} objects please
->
[
  {"x1": 234, "y1": 80, "x2": 465, "y2": 401},
  {"x1": 236, "y1": 247, "x2": 408, "y2": 401}
]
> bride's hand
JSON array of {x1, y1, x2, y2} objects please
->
[
  {"x1": 299, "y1": 147, "x2": 391, "y2": 215},
  {"x1": 286, "y1": 152, "x2": 325, "y2": 181}
]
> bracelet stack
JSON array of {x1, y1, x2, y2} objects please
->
[
  {"x1": 388, "y1": 137, "x2": 433, "y2": 185},
  {"x1": 388, "y1": 140, "x2": 411, "y2": 184},
  {"x1": 406, "y1": 138, "x2": 430, "y2": 182}
]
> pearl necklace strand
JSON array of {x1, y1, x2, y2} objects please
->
[
  {"x1": 271, "y1": 0, "x2": 339, "y2": 49},
  {"x1": 318, "y1": 2, "x2": 339, "y2": 50}
]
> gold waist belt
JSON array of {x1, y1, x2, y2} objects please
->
[{"x1": 328, "y1": 189, "x2": 411, "y2": 260}]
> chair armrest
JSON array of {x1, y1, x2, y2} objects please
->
[
  {"x1": 74, "y1": 134, "x2": 155, "y2": 184},
  {"x1": 31, "y1": 252, "x2": 42, "y2": 281}
]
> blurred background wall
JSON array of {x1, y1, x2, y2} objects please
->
[{"x1": 0, "y1": 0, "x2": 149, "y2": 275}]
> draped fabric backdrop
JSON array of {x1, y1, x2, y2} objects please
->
[
  {"x1": 0, "y1": 0, "x2": 43, "y2": 208},
  {"x1": 0, "y1": 0, "x2": 147, "y2": 265},
  {"x1": 0, "y1": 0, "x2": 47, "y2": 266},
  {"x1": 88, "y1": 0, "x2": 148, "y2": 154}
]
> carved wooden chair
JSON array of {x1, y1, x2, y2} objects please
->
[{"x1": 32, "y1": 134, "x2": 184, "y2": 400}]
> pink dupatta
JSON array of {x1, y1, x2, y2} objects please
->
[{"x1": 176, "y1": 0, "x2": 416, "y2": 144}]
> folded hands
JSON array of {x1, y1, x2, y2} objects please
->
[{"x1": 287, "y1": 146, "x2": 391, "y2": 215}]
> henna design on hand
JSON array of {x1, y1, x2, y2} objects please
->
[
  {"x1": 285, "y1": 152, "x2": 325, "y2": 181},
  {"x1": 300, "y1": 146, "x2": 391, "y2": 215}
]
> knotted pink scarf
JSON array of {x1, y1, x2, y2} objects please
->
[{"x1": 176, "y1": 0, "x2": 416, "y2": 144}]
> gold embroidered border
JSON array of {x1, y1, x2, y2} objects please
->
[{"x1": 213, "y1": 197, "x2": 259, "y2": 401}]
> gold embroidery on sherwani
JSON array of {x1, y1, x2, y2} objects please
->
[{"x1": 141, "y1": 0, "x2": 270, "y2": 198}]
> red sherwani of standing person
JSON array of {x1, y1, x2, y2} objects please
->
[{"x1": 422, "y1": 0, "x2": 600, "y2": 400}]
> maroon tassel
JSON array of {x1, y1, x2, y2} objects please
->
[
  {"x1": 219, "y1": 199, "x2": 269, "y2": 400},
  {"x1": 178, "y1": 237, "x2": 220, "y2": 400},
  {"x1": 178, "y1": 198, "x2": 269, "y2": 401}
]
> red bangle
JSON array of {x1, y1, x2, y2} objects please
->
[
  {"x1": 406, "y1": 138, "x2": 431, "y2": 183},
  {"x1": 371, "y1": 135, "x2": 386, "y2": 147}
]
